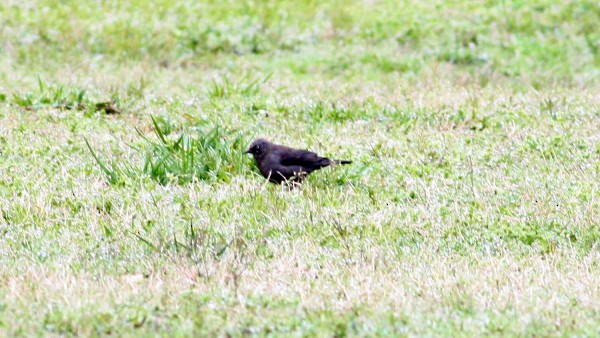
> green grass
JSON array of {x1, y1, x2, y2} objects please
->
[
  {"x1": 86, "y1": 116, "x2": 249, "y2": 185},
  {"x1": 0, "y1": 0, "x2": 599, "y2": 336}
]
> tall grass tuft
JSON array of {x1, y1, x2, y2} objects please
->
[
  {"x1": 139, "y1": 117, "x2": 249, "y2": 184},
  {"x1": 87, "y1": 117, "x2": 249, "y2": 185},
  {"x1": 12, "y1": 77, "x2": 88, "y2": 111},
  {"x1": 208, "y1": 73, "x2": 272, "y2": 99}
]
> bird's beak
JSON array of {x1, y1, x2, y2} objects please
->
[{"x1": 244, "y1": 149, "x2": 251, "y2": 154}]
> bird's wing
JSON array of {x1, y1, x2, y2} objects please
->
[{"x1": 276, "y1": 147, "x2": 331, "y2": 169}]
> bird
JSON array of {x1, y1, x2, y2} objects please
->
[{"x1": 244, "y1": 138, "x2": 352, "y2": 185}]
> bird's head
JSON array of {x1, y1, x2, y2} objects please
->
[{"x1": 244, "y1": 138, "x2": 270, "y2": 158}]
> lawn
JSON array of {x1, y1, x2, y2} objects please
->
[{"x1": 0, "y1": 0, "x2": 599, "y2": 336}]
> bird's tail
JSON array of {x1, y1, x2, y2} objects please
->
[{"x1": 333, "y1": 159, "x2": 352, "y2": 165}]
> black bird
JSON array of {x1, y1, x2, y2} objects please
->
[{"x1": 245, "y1": 138, "x2": 352, "y2": 184}]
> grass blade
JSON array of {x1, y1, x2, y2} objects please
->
[{"x1": 84, "y1": 137, "x2": 120, "y2": 184}]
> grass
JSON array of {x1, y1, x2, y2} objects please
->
[
  {"x1": 0, "y1": 0, "x2": 599, "y2": 336},
  {"x1": 85, "y1": 116, "x2": 249, "y2": 185}
]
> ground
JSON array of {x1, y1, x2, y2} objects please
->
[{"x1": 0, "y1": 0, "x2": 599, "y2": 336}]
